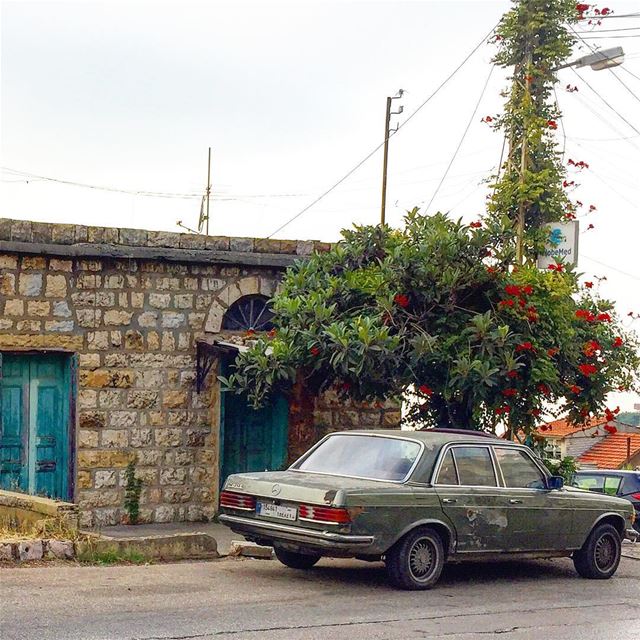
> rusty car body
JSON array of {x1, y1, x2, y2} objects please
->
[{"x1": 219, "y1": 430, "x2": 636, "y2": 589}]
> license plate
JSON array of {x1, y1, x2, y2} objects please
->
[{"x1": 256, "y1": 501, "x2": 297, "y2": 521}]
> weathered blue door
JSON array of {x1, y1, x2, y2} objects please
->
[
  {"x1": 0, "y1": 353, "x2": 72, "y2": 500},
  {"x1": 220, "y1": 365, "x2": 289, "y2": 486}
]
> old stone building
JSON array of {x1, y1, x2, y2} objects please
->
[{"x1": 0, "y1": 218, "x2": 400, "y2": 527}]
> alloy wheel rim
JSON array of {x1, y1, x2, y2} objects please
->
[
  {"x1": 594, "y1": 533, "x2": 617, "y2": 571},
  {"x1": 408, "y1": 537, "x2": 437, "y2": 582}
]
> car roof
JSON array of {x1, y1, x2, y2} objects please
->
[
  {"x1": 330, "y1": 429, "x2": 505, "y2": 447},
  {"x1": 575, "y1": 469, "x2": 640, "y2": 475}
]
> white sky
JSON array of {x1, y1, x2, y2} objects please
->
[{"x1": 2, "y1": 0, "x2": 640, "y2": 410}]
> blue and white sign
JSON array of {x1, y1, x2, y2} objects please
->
[{"x1": 537, "y1": 221, "x2": 579, "y2": 269}]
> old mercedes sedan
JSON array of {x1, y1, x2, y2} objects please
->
[{"x1": 219, "y1": 430, "x2": 637, "y2": 590}]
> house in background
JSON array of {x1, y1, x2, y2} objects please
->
[{"x1": 535, "y1": 416, "x2": 640, "y2": 469}]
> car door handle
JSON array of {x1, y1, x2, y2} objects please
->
[
  {"x1": 442, "y1": 498, "x2": 457, "y2": 504},
  {"x1": 509, "y1": 499, "x2": 523, "y2": 504}
]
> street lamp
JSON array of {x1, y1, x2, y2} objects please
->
[{"x1": 556, "y1": 46, "x2": 625, "y2": 71}]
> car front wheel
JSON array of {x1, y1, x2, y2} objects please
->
[
  {"x1": 573, "y1": 523, "x2": 622, "y2": 579},
  {"x1": 385, "y1": 526, "x2": 445, "y2": 590},
  {"x1": 274, "y1": 546, "x2": 321, "y2": 569}
]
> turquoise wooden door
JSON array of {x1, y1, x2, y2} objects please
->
[
  {"x1": 220, "y1": 373, "x2": 289, "y2": 486},
  {"x1": 0, "y1": 353, "x2": 71, "y2": 500}
]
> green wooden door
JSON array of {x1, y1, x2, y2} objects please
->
[
  {"x1": 221, "y1": 382, "x2": 289, "y2": 486},
  {"x1": 0, "y1": 353, "x2": 71, "y2": 500}
]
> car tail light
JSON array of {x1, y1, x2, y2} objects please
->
[
  {"x1": 630, "y1": 492, "x2": 640, "y2": 501},
  {"x1": 298, "y1": 504, "x2": 351, "y2": 524},
  {"x1": 220, "y1": 491, "x2": 256, "y2": 511}
]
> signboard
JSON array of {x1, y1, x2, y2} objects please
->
[{"x1": 537, "y1": 221, "x2": 579, "y2": 269}]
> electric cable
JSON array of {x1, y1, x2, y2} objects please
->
[
  {"x1": 265, "y1": 21, "x2": 500, "y2": 238},
  {"x1": 425, "y1": 64, "x2": 495, "y2": 213}
]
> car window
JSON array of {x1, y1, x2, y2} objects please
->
[
  {"x1": 621, "y1": 474, "x2": 640, "y2": 494},
  {"x1": 435, "y1": 449, "x2": 458, "y2": 485},
  {"x1": 494, "y1": 448, "x2": 546, "y2": 490},
  {"x1": 603, "y1": 476, "x2": 622, "y2": 495},
  {"x1": 295, "y1": 434, "x2": 421, "y2": 481},
  {"x1": 573, "y1": 475, "x2": 604, "y2": 492},
  {"x1": 452, "y1": 446, "x2": 496, "y2": 487}
]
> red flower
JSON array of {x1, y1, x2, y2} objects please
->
[
  {"x1": 486, "y1": 266, "x2": 497, "y2": 275},
  {"x1": 569, "y1": 384, "x2": 582, "y2": 394},
  {"x1": 563, "y1": 180, "x2": 575, "y2": 188},
  {"x1": 583, "y1": 340, "x2": 601, "y2": 357},
  {"x1": 578, "y1": 363, "x2": 597, "y2": 376},
  {"x1": 585, "y1": 281, "x2": 593, "y2": 289},
  {"x1": 566, "y1": 84, "x2": 579, "y2": 93},
  {"x1": 613, "y1": 337, "x2": 623, "y2": 348},
  {"x1": 531, "y1": 409, "x2": 542, "y2": 417},
  {"x1": 526, "y1": 306, "x2": 539, "y2": 322},
  {"x1": 341, "y1": 382, "x2": 351, "y2": 392},
  {"x1": 503, "y1": 388, "x2": 518, "y2": 398},
  {"x1": 596, "y1": 312, "x2": 612, "y2": 322},
  {"x1": 548, "y1": 263, "x2": 564, "y2": 272},
  {"x1": 576, "y1": 3, "x2": 590, "y2": 13},
  {"x1": 507, "y1": 370, "x2": 519, "y2": 379},
  {"x1": 576, "y1": 309, "x2": 595, "y2": 322},
  {"x1": 499, "y1": 299, "x2": 515, "y2": 308},
  {"x1": 394, "y1": 294, "x2": 410, "y2": 308},
  {"x1": 540, "y1": 423, "x2": 549, "y2": 431},
  {"x1": 481, "y1": 116, "x2": 493, "y2": 124},
  {"x1": 537, "y1": 383, "x2": 551, "y2": 395},
  {"x1": 522, "y1": 285, "x2": 533, "y2": 296},
  {"x1": 589, "y1": 204, "x2": 597, "y2": 212},
  {"x1": 267, "y1": 328, "x2": 277, "y2": 338},
  {"x1": 516, "y1": 341, "x2": 534, "y2": 352},
  {"x1": 505, "y1": 284, "x2": 521, "y2": 296},
  {"x1": 601, "y1": 7, "x2": 611, "y2": 16},
  {"x1": 547, "y1": 120, "x2": 558, "y2": 130},
  {"x1": 418, "y1": 385, "x2": 433, "y2": 396},
  {"x1": 495, "y1": 405, "x2": 511, "y2": 415},
  {"x1": 587, "y1": 224, "x2": 595, "y2": 231},
  {"x1": 310, "y1": 346, "x2": 321, "y2": 356},
  {"x1": 604, "y1": 424, "x2": 618, "y2": 435},
  {"x1": 245, "y1": 329, "x2": 256, "y2": 337},
  {"x1": 547, "y1": 348, "x2": 559, "y2": 357},
  {"x1": 470, "y1": 221, "x2": 482, "y2": 228}
]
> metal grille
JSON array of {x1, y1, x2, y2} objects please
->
[{"x1": 221, "y1": 295, "x2": 275, "y2": 332}]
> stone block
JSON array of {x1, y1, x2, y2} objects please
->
[
  {"x1": 0, "y1": 542, "x2": 15, "y2": 561},
  {"x1": 80, "y1": 312, "x2": 103, "y2": 329},
  {"x1": 79, "y1": 260, "x2": 102, "y2": 272},
  {"x1": 77, "y1": 470, "x2": 92, "y2": 489},
  {"x1": 18, "y1": 273, "x2": 43, "y2": 296},
  {"x1": 16, "y1": 320, "x2": 41, "y2": 332},
  {"x1": 185, "y1": 429, "x2": 208, "y2": 447},
  {"x1": 0, "y1": 254, "x2": 18, "y2": 269},
  {"x1": 0, "y1": 319, "x2": 14, "y2": 330},
  {"x1": 22, "y1": 256, "x2": 46, "y2": 270},
  {"x1": 205, "y1": 236, "x2": 230, "y2": 251},
  {"x1": 79, "y1": 411, "x2": 106, "y2": 429},
  {"x1": 119, "y1": 228, "x2": 148, "y2": 246},
  {"x1": 229, "y1": 540, "x2": 273, "y2": 559},
  {"x1": 78, "y1": 389, "x2": 98, "y2": 409},
  {"x1": 49, "y1": 258, "x2": 73, "y2": 272},
  {"x1": 104, "y1": 275, "x2": 124, "y2": 289},
  {"x1": 229, "y1": 237, "x2": 254, "y2": 252},
  {"x1": 74, "y1": 225, "x2": 89, "y2": 243},
  {"x1": 104, "y1": 310, "x2": 133, "y2": 326},
  {"x1": 130, "y1": 429, "x2": 153, "y2": 448},
  {"x1": 11, "y1": 220, "x2": 32, "y2": 242},
  {"x1": 138, "y1": 311, "x2": 159, "y2": 328},
  {"x1": 45, "y1": 540, "x2": 75, "y2": 560},
  {"x1": 51, "y1": 224, "x2": 75, "y2": 244},
  {"x1": 80, "y1": 369, "x2": 134, "y2": 389},
  {"x1": 184, "y1": 277, "x2": 198, "y2": 290},
  {"x1": 155, "y1": 428, "x2": 183, "y2": 447},
  {"x1": 102, "y1": 429, "x2": 129, "y2": 448},
  {"x1": 296, "y1": 240, "x2": 315, "y2": 255},
  {"x1": 44, "y1": 320, "x2": 75, "y2": 333},
  {"x1": 27, "y1": 300, "x2": 51, "y2": 316},
  {"x1": 78, "y1": 429, "x2": 99, "y2": 448},
  {"x1": 174, "y1": 294, "x2": 194, "y2": 309},
  {"x1": 79, "y1": 354, "x2": 101, "y2": 371},
  {"x1": 0, "y1": 273, "x2": 15, "y2": 295},
  {"x1": 154, "y1": 505, "x2": 176, "y2": 523},
  {"x1": 127, "y1": 390, "x2": 158, "y2": 409},
  {"x1": 161, "y1": 332, "x2": 175, "y2": 351},
  {"x1": 4, "y1": 299, "x2": 24, "y2": 316},
  {"x1": 160, "y1": 467, "x2": 187, "y2": 486},
  {"x1": 31, "y1": 222, "x2": 53, "y2": 243},
  {"x1": 98, "y1": 390, "x2": 123, "y2": 408},
  {"x1": 45, "y1": 274, "x2": 67, "y2": 297},
  {"x1": 147, "y1": 331, "x2": 160, "y2": 350},
  {"x1": 131, "y1": 292, "x2": 144, "y2": 308},
  {"x1": 163, "y1": 390, "x2": 187, "y2": 409},
  {"x1": 149, "y1": 293, "x2": 171, "y2": 309},
  {"x1": 94, "y1": 470, "x2": 117, "y2": 488},
  {"x1": 148, "y1": 231, "x2": 181, "y2": 247},
  {"x1": 255, "y1": 238, "x2": 282, "y2": 254},
  {"x1": 0, "y1": 218, "x2": 11, "y2": 241},
  {"x1": 53, "y1": 300, "x2": 72, "y2": 317},
  {"x1": 18, "y1": 540, "x2": 43, "y2": 561},
  {"x1": 179, "y1": 233, "x2": 205, "y2": 250},
  {"x1": 162, "y1": 312, "x2": 185, "y2": 328},
  {"x1": 109, "y1": 410, "x2": 137, "y2": 428},
  {"x1": 137, "y1": 370, "x2": 164, "y2": 388}
]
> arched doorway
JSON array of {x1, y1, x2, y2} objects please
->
[{"x1": 218, "y1": 294, "x2": 289, "y2": 486}]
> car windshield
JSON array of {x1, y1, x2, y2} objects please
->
[{"x1": 295, "y1": 434, "x2": 422, "y2": 482}]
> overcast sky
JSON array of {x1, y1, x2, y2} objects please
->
[{"x1": 2, "y1": 0, "x2": 640, "y2": 409}]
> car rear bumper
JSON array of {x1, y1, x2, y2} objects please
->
[{"x1": 218, "y1": 514, "x2": 375, "y2": 551}]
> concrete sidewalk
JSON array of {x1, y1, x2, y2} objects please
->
[
  {"x1": 622, "y1": 539, "x2": 640, "y2": 560},
  {"x1": 92, "y1": 521, "x2": 244, "y2": 556}
]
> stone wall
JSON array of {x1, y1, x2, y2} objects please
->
[{"x1": 0, "y1": 217, "x2": 400, "y2": 527}]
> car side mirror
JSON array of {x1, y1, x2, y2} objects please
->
[{"x1": 547, "y1": 475, "x2": 564, "y2": 490}]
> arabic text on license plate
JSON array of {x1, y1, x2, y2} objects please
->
[{"x1": 257, "y1": 502, "x2": 297, "y2": 521}]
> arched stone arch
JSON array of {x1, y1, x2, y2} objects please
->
[{"x1": 204, "y1": 275, "x2": 279, "y2": 333}]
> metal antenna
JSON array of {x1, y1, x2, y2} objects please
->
[{"x1": 380, "y1": 90, "x2": 404, "y2": 225}]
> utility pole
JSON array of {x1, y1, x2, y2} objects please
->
[
  {"x1": 515, "y1": 52, "x2": 531, "y2": 265},
  {"x1": 380, "y1": 91, "x2": 404, "y2": 225}
]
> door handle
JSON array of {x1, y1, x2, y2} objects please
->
[
  {"x1": 509, "y1": 499, "x2": 523, "y2": 504},
  {"x1": 441, "y1": 498, "x2": 457, "y2": 504}
]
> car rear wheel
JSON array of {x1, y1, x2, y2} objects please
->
[
  {"x1": 573, "y1": 523, "x2": 622, "y2": 579},
  {"x1": 385, "y1": 526, "x2": 445, "y2": 590},
  {"x1": 274, "y1": 546, "x2": 321, "y2": 570}
]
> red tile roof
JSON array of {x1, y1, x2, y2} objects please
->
[
  {"x1": 578, "y1": 433, "x2": 640, "y2": 469},
  {"x1": 537, "y1": 416, "x2": 608, "y2": 438}
]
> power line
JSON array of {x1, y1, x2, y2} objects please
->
[
  {"x1": 620, "y1": 65, "x2": 640, "y2": 82},
  {"x1": 582, "y1": 254, "x2": 640, "y2": 281},
  {"x1": 266, "y1": 21, "x2": 500, "y2": 238},
  {"x1": 580, "y1": 34, "x2": 640, "y2": 39},
  {"x1": 425, "y1": 64, "x2": 494, "y2": 213}
]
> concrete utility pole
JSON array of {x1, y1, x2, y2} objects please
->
[
  {"x1": 205, "y1": 147, "x2": 211, "y2": 236},
  {"x1": 380, "y1": 91, "x2": 404, "y2": 225}
]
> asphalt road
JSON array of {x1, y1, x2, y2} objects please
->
[{"x1": 2, "y1": 556, "x2": 640, "y2": 640}]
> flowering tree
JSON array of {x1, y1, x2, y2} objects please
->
[{"x1": 224, "y1": 0, "x2": 639, "y2": 436}]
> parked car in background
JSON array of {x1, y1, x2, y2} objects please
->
[
  {"x1": 572, "y1": 469, "x2": 640, "y2": 533},
  {"x1": 219, "y1": 430, "x2": 637, "y2": 590}
]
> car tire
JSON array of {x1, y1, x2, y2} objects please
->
[
  {"x1": 274, "y1": 546, "x2": 321, "y2": 570},
  {"x1": 573, "y1": 523, "x2": 622, "y2": 579},
  {"x1": 385, "y1": 526, "x2": 445, "y2": 590}
]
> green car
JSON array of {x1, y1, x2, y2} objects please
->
[{"x1": 219, "y1": 429, "x2": 637, "y2": 590}]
